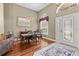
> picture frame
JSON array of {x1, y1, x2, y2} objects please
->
[{"x1": 17, "y1": 16, "x2": 30, "y2": 27}]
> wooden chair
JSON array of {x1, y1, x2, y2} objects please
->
[{"x1": 33, "y1": 30, "x2": 42, "y2": 42}]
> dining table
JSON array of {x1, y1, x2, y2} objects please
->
[
  {"x1": 20, "y1": 31, "x2": 42, "y2": 43},
  {"x1": 20, "y1": 32, "x2": 35, "y2": 43}
]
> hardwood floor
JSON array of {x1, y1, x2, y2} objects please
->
[{"x1": 5, "y1": 38, "x2": 55, "y2": 56}]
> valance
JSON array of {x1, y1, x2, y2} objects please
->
[{"x1": 39, "y1": 16, "x2": 49, "y2": 22}]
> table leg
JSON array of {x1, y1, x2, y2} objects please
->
[{"x1": 28, "y1": 39, "x2": 30, "y2": 43}]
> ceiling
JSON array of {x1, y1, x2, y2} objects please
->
[
  {"x1": 56, "y1": 3, "x2": 78, "y2": 13},
  {"x1": 16, "y1": 3, "x2": 78, "y2": 13},
  {"x1": 16, "y1": 3, "x2": 49, "y2": 12}
]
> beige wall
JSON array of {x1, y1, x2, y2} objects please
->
[
  {"x1": 38, "y1": 4, "x2": 57, "y2": 39},
  {"x1": 0, "y1": 4, "x2": 4, "y2": 34},
  {"x1": 4, "y1": 3, "x2": 58, "y2": 39},
  {"x1": 4, "y1": 3, "x2": 38, "y2": 35}
]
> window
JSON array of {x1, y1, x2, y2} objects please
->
[{"x1": 40, "y1": 16, "x2": 49, "y2": 35}]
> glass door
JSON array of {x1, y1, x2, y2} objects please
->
[
  {"x1": 55, "y1": 17, "x2": 63, "y2": 40},
  {"x1": 63, "y1": 16, "x2": 73, "y2": 42}
]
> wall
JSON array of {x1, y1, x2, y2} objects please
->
[
  {"x1": 38, "y1": 4, "x2": 57, "y2": 39},
  {"x1": 56, "y1": 4, "x2": 79, "y2": 48},
  {"x1": 4, "y1": 3, "x2": 38, "y2": 35},
  {"x1": 0, "y1": 3, "x2": 4, "y2": 34}
]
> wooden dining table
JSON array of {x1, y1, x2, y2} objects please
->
[
  {"x1": 20, "y1": 30, "x2": 42, "y2": 44},
  {"x1": 20, "y1": 33, "x2": 34, "y2": 43}
]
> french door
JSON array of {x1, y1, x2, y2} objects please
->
[
  {"x1": 55, "y1": 17, "x2": 63, "y2": 41},
  {"x1": 63, "y1": 15, "x2": 73, "y2": 42},
  {"x1": 56, "y1": 15, "x2": 73, "y2": 43}
]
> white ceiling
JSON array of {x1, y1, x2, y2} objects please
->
[
  {"x1": 16, "y1": 3, "x2": 49, "y2": 12},
  {"x1": 56, "y1": 3, "x2": 77, "y2": 13}
]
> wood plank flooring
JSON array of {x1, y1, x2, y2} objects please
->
[{"x1": 5, "y1": 38, "x2": 55, "y2": 56}]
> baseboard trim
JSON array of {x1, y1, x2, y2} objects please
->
[{"x1": 43, "y1": 37, "x2": 56, "y2": 42}]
